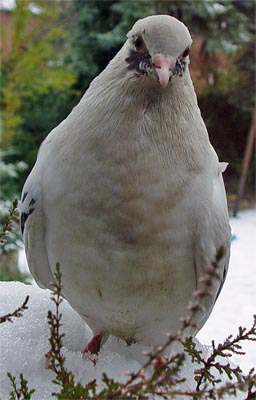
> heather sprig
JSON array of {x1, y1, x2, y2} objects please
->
[
  {"x1": 7, "y1": 372, "x2": 35, "y2": 400},
  {"x1": 0, "y1": 295, "x2": 29, "y2": 324},
  {"x1": 0, "y1": 199, "x2": 19, "y2": 243}
]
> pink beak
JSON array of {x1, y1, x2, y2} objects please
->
[{"x1": 152, "y1": 55, "x2": 176, "y2": 89}]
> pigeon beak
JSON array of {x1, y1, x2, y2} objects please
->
[{"x1": 152, "y1": 55, "x2": 176, "y2": 89}]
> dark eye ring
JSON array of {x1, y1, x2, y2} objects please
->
[
  {"x1": 134, "y1": 36, "x2": 146, "y2": 52},
  {"x1": 182, "y1": 47, "x2": 190, "y2": 58}
]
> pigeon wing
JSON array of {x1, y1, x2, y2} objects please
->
[
  {"x1": 20, "y1": 171, "x2": 55, "y2": 290},
  {"x1": 194, "y1": 164, "x2": 231, "y2": 330}
]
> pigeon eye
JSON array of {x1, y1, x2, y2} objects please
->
[
  {"x1": 134, "y1": 36, "x2": 146, "y2": 52},
  {"x1": 182, "y1": 47, "x2": 190, "y2": 58}
]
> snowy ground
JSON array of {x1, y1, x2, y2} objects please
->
[
  {"x1": 1, "y1": 281, "x2": 210, "y2": 399},
  {"x1": 198, "y1": 209, "x2": 256, "y2": 372},
  {"x1": 0, "y1": 209, "x2": 255, "y2": 399}
]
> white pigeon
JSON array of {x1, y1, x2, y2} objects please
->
[{"x1": 20, "y1": 15, "x2": 231, "y2": 353}]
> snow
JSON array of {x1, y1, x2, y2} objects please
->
[
  {"x1": 0, "y1": 0, "x2": 41, "y2": 13},
  {"x1": 0, "y1": 282, "x2": 241, "y2": 400},
  {"x1": 1, "y1": 209, "x2": 255, "y2": 399},
  {"x1": 0, "y1": 282, "x2": 140, "y2": 398},
  {"x1": 198, "y1": 209, "x2": 256, "y2": 372},
  {"x1": 0, "y1": 0, "x2": 15, "y2": 11}
]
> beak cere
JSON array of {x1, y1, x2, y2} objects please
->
[{"x1": 152, "y1": 55, "x2": 176, "y2": 89}]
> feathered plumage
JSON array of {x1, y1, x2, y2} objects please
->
[{"x1": 20, "y1": 15, "x2": 231, "y2": 351}]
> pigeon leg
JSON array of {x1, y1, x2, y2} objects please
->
[{"x1": 82, "y1": 334, "x2": 102, "y2": 354}]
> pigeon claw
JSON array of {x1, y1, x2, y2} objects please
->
[{"x1": 82, "y1": 334, "x2": 102, "y2": 355}]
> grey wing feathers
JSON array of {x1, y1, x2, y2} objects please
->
[
  {"x1": 214, "y1": 246, "x2": 229, "y2": 302},
  {"x1": 20, "y1": 187, "x2": 55, "y2": 290},
  {"x1": 194, "y1": 165, "x2": 231, "y2": 331},
  {"x1": 20, "y1": 192, "x2": 36, "y2": 235}
]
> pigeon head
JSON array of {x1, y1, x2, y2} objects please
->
[{"x1": 125, "y1": 15, "x2": 192, "y2": 88}]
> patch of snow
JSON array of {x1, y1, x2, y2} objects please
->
[
  {"x1": 0, "y1": 282, "x2": 147, "y2": 399},
  {"x1": 0, "y1": 282, "x2": 91, "y2": 399},
  {"x1": 28, "y1": 3, "x2": 42, "y2": 15},
  {"x1": 212, "y1": 3, "x2": 226, "y2": 14},
  {"x1": 0, "y1": 283, "x2": 144, "y2": 397},
  {"x1": 0, "y1": 0, "x2": 41, "y2": 14},
  {"x1": 0, "y1": 281, "x2": 244, "y2": 399},
  {"x1": 0, "y1": 0, "x2": 15, "y2": 11},
  {"x1": 205, "y1": 2, "x2": 226, "y2": 16},
  {"x1": 198, "y1": 209, "x2": 256, "y2": 372}
]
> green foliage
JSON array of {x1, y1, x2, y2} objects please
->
[
  {"x1": 197, "y1": 2, "x2": 255, "y2": 126},
  {"x1": 0, "y1": 3, "x2": 80, "y2": 286},
  {"x1": 230, "y1": 1, "x2": 256, "y2": 114},
  {"x1": 69, "y1": 0, "x2": 156, "y2": 91},
  {"x1": 1, "y1": 0, "x2": 77, "y2": 145},
  {"x1": 196, "y1": 1, "x2": 255, "y2": 192},
  {"x1": 0, "y1": 199, "x2": 19, "y2": 242},
  {"x1": 7, "y1": 373, "x2": 35, "y2": 400},
  {"x1": 0, "y1": 152, "x2": 27, "y2": 200},
  {"x1": 0, "y1": 269, "x2": 31, "y2": 284},
  {"x1": 0, "y1": 199, "x2": 30, "y2": 283},
  {"x1": 0, "y1": 167, "x2": 25, "y2": 281},
  {"x1": 0, "y1": 198, "x2": 20, "y2": 253},
  {"x1": 3, "y1": 87, "x2": 78, "y2": 193},
  {"x1": 1, "y1": 0, "x2": 78, "y2": 199}
]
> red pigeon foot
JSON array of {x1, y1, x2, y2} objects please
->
[{"x1": 82, "y1": 334, "x2": 102, "y2": 355}]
